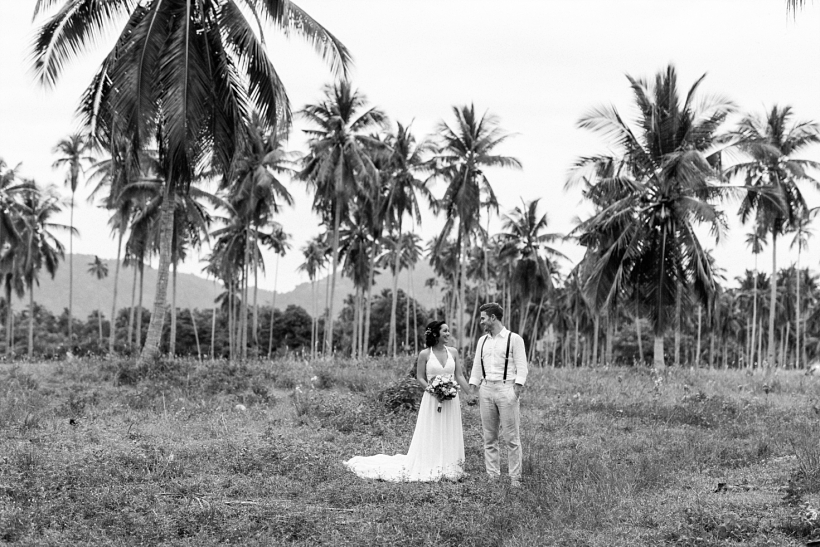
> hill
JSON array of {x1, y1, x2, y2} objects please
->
[{"x1": 17, "y1": 254, "x2": 442, "y2": 320}]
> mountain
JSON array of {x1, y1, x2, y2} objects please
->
[{"x1": 16, "y1": 254, "x2": 443, "y2": 320}]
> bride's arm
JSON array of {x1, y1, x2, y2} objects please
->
[
  {"x1": 416, "y1": 350, "x2": 429, "y2": 390},
  {"x1": 452, "y1": 350, "x2": 471, "y2": 392}
]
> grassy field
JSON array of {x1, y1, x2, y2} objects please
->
[{"x1": 2, "y1": 357, "x2": 820, "y2": 546}]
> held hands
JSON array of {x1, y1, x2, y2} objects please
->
[{"x1": 514, "y1": 383, "x2": 524, "y2": 400}]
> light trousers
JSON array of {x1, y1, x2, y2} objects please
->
[{"x1": 478, "y1": 381, "x2": 522, "y2": 479}]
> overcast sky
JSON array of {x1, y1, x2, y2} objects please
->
[{"x1": 2, "y1": 0, "x2": 820, "y2": 293}]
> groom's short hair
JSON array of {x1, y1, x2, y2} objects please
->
[{"x1": 480, "y1": 302, "x2": 503, "y2": 321}]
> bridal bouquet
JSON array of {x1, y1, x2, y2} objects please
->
[{"x1": 426, "y1": 374, "x2": 459, "y2": 413}]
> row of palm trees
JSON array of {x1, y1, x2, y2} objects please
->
[{"x1": 24, "y1": 1, "x2": 820, "y2": 367}]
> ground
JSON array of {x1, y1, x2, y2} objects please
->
[{"x1": 2, "y1": 357, "x2": 820, "y2": 546}]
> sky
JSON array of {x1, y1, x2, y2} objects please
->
[{"x1": 2, "y1": 0, "x2": 820, "y2": 294}]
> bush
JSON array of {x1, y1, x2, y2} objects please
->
[{"x1": 377, "y1": 376, "x2": 423, "y2": 412}]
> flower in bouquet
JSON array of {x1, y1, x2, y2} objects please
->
[{"x1": 425, "y1": 374, "x2": 460, "y2": 412}]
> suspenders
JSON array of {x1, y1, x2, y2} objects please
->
[{"x1": 479, "y1": 332, "x2": 513, "y2": 382}]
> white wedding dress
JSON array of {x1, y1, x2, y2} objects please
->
[{"x1": 343, "y1": 347, "x2": 465, "y2": 482}]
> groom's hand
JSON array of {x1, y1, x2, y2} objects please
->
[{"x1": 514, "y1": 384, "x2": 524, "y2": 399}]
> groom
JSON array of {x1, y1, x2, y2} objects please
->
[{"x1": 469, "y1": 302, "x2": 528, "y2": 486}]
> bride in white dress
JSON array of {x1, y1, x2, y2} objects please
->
[{"x1": 344, "y1": 321, "x2": 472, "y2": 481}]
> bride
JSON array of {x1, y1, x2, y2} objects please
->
[{"x1": 343, "y1": 320, "x2": 472, "y2": 481}]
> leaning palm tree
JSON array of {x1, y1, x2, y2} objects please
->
[
  {"x1": 51, "y1": 132, "x2": 93, "y2": 344},
  {"x1": 32, "y1": 0, "x2": 350, "y2": 365},
  {"x1": 432, "y1": 104, "x2": 521, "y2": 352},
  {"x1": 19, "y1": 185, "x2": 68, "y2": 359},
  {"x1": 571, "y1": 65, "x2": 732, "y2": 367},
  {"x1": 298, "y1": 81, "x2": 387, "y2": 353},
  {"x1": 724, "y1": 105, "x2": 820, "y2": 367},
  {"x1": 88, "y1": 256, "x2": 109, "y2": 346}
]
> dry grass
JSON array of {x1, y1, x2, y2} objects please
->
[{"x1": 2, "y1": 357, "x2": 820, "y2": 546}]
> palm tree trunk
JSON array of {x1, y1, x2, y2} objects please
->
[
  {"x1": 459, "y1": 236, "x2": 467, "y2": 356},
  {"x1": 389, "y1": 231, "x2": 401, "y2": 358},
  {"x1": 253, "y1": 243, "x2": 259, "y2": 353},
  {"x1": 592, "y1": 314, "x2": 599, "y2": 367},
  {"x1": 127, "y1": 263, "x2": 137, "y2": 349},
  {"x1": 653, "y1": 335, "x2": 665, "y2": 368},
  {"x1": 190, "y1": 308, "x2": 201, "y2": 361},
  {"x1": 323, "y1": 262, "x2": 331, "y2": 354},
  {"x1": 211, "y1": 282, "x2": 217, "y2": 360},
  {"x1": 757, "y1": 319, "x2": 763, "y2": 370},
  {"x1": 635, "y1": 313, "x2": 644, "y2": 364},
  {"x1": 28, "y1": 284, "x2": 34, "y2": 360},
  {"x1": 469, "y1": 289, "x2": 480, "y2": 348},
  {"x1": 108, "y1": 232, "x2": 123, "y2": 354},
  {"x1": 695, "y1": 305, "x2": 702, "y2": 367},
  {"x1": 605, "y1": 310, "x2": 614, "y2": 366},
  {"x1": 268, "y1": 253, "x2": 279, "y2": 359},
  {"x1": 327, "y1": 206, "x2": 342, "y2": 354},
  {"x1": 68, "y1": 192, "x2": 74, "y2": 344},
  {"x1": 363, "y1": 252, "x2": 376, "y2": 357},
  {"x1": 138, "y1": 189, "x2": 175, "y2": 365},
  {"x1": 573, "y1": 321, "x2": 579, "y2": 367},
  {"x1": 767, "y1": 230, "x2": 778, "y2": 369},
  {"x1": 310, "y1": 279, "x2": 316, "y2": 360},
  {"x1": 170, "y1": 257, "x2": 177, "y2": 360},
  {"x1": 411, "y1": 266, "x2": 418, "y2": 354},
  {"x1": 405, "y1": 276, "x2": 410, "y2": 352},
  {"x1": 796, "y1": 254, "x2": 801, "y2": 369},
  {"x1": 137, "y1": 263, "x2": 144, "y2": 349},
  {"x1": 674, "y1": 284, "x2": 682, "y2": 366},
  {"x1": 352, "y1": 288, "x2": 360, "y2": 358},
  {"x1": 529, "y1": 296, "x2": 545, "y2": 363},
  {"x1": 241, "y1": 232, "x2": 250, "y2": 360}
]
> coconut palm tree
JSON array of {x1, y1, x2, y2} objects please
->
[
  {"x1": 87, "y1": 256, "x2": 109, "y2": 346},
  {"x1": 51, "y1": 132, "x2": 93, "y2": 344},
  {"x1": 382, "y1": 122, "x2": 434, "y2": 357},
  {"x1": 498, "y1": 198, "x2": 566, "y2": 337},
  {"x1": 432, "y1": 104, "x2": 521, "y2": 352},
  {"x1": 724, "y1": 105, "x2": 820, "y2": 367},
  {"x1": 299, "y1": 81, "x2": 387, "y2": 353},
  {"x1": 297, "y1": 236, "x2": 327, "y2": 360},
  {"x1": 19, "y1": 185, "x2": 68, "y2": 359},
  {"x1": 32, "y1": 0, "x2": 350, "y2": 365},
  {"x1": 224, "y1": 113, "x2": 295, "y2": 355},
  {"x1": 572, "y1": 65, "x2": 732, "y2": 367},
  {"x1": 744, "y1": 228, "x2": 767, "y2": 368},
  {"x1": 791, "y1": 208, "x2": 817, "y2": 368}
]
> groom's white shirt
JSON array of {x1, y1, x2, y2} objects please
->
[{"x1": 469, "y1": 328, "x2": 528, "y2": 386}]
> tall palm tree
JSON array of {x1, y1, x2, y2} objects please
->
[
  {"x1": 791, "y1": 208, "x2": 817, "y2": 369},
  {"x1": 299, "y1": 81, "x2": 387, "y2": 353},
  {"x1": 297, "y1": 236, "x2": 327, "y2": 360},
  {"x1": 744, "y1": 228, "x2": 767, "y2": 368},
  {"x1": 572, "y1": 65, "x2": 732, "y2": 367},
  {"x1": 382, "y1": 122, "x2": 433, "y2": 357},
  {"x1": 498, "y1": 198, "x2": 566, "y2": 338},
  {"x1": 724, "y1": 105, "x2": 820, "y2": 367},
  {"x1": 224, "y1": 113, "x2": 295, "y2": 355},
  {"x1": 51, "y1": 132, "x2": 93, "y2": 345},
  {"x1": 19, "y1": 185, "x2": 68, "y2": 359},
  {"x1": 432, "y1": 104, "x2": 521, "y2": 352},
  {"x1": 88, "y1": 256, "x2": 109, "y2": 346},
  {"x1": 32, "y1": 0, "x2": 350, "y2": 365}
]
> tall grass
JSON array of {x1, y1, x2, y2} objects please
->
[{"x1": 1, "y1": 358, "x2": 819, "y2": 545}]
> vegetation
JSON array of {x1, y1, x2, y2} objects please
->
[{"x1": 3, "y1": 356, "x2": 820, "y2": 545}]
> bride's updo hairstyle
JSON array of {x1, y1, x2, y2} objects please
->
[{"x1": 424, "y1": 321, "x2": 446, "y2": 348}]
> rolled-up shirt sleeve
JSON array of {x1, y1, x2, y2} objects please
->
[
  {"x1": 513, "y1": 333, "x2": 528, "y2": 385},
  {"x1": 469, "y1": 336, "x2": 484, "y2": 386}
]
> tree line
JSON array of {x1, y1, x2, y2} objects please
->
[{"x1": 9, "y1": 1, "x2": 820, "y2": 368}]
